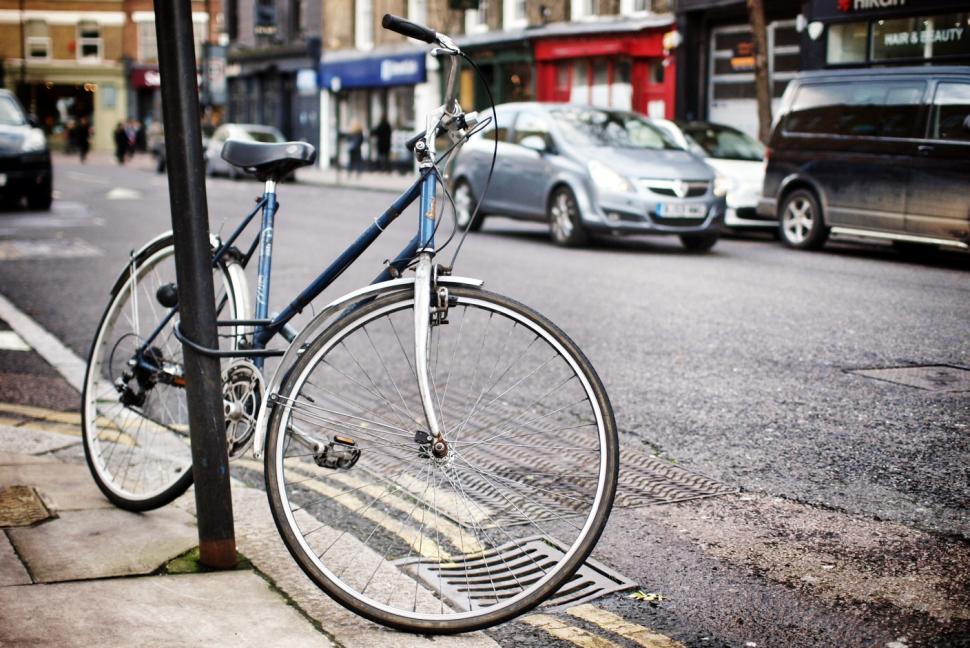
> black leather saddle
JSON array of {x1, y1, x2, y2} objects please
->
[{"x1": 221, "y1": 139, "x2": 317, "y2": 181}]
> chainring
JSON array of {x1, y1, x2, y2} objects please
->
[{"x1": 221, "y1": 359, "x2": 264, "y2": 458}]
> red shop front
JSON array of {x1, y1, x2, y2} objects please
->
[{"x1": 533, "y1": 28, "x2": 676, "y2": 119}]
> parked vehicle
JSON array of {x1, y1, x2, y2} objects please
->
[
  {"x1": 654, "y1": 119, "x2": 768, "y2": 230},
  {"x1": 758, "y1": 66, "x2": 970, "y2": 252},
  {"x1": 152, "y1": 123, "x2": 213, "y2": 174},
  {"x1": 0, "y1": 89, "x2": 52, "y2": 210},
  {"x1": 205, "y1": 124, "x2": 286, "y2": 179},
  {"x1": 451, "y1": 103, "x2": 727, "y2": 251}
]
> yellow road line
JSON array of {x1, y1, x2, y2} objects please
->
[
  {"x1": 234, "y1": 457, "x2": 450, "y2": 560},
  {"x1": 521, "y1": 614, "x2": 621, "y2": 648},
  {"x1": 0, "y1": 402, "x2": 81, "y2": 425},
  {"x1": 567, "y1": 604, "x2": 685, "y2": 648}
]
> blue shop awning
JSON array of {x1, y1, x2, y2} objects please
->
[{"x1": 320, "y1": 51, "x2": 426, "y2": 91}]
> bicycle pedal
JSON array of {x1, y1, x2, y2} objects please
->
[{"x1": 314, "y1": 435, "x2": 361, "y2": 470}]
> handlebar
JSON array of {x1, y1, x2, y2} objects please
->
[{"x1": 381, "y1": 14, "x2": 437, "y2": 44}]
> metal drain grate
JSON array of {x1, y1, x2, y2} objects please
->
[
  {"x1": 849, "y1": 365, "x2": 970, "y2": 392},
  {"x1": 395, "y1": 535, "x2": 636, "y2": 612},
  {"x1": 0, "y1": 485, "x2": 52, "y2": 527}
]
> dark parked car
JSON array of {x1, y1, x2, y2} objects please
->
[
  {"x1": 0, "y1": 89, "x2": 52, "y2": 210},
  {"x1": 451, "y1": 103, "x2": 726, "y2": 250},
  {"x1": 758, "y1": 66, "x2": 970, "y2": 252}
]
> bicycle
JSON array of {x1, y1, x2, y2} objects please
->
[{"x1": 81, "y1": 15, "x2": 618, "y2": 634}]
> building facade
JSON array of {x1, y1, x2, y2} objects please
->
[{"x1": 0, "y1": 1, "x2": 219, "y2": 152}]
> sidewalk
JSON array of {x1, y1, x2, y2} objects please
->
[{"x1": 0, "y1": 419, "x2": 498, "y2": 648}]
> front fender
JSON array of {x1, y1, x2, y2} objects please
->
[{"x1": 250, "y1": 275, "x2": 485, "y2": 459}]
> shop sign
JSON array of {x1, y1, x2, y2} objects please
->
[
  {"x1": 812, "y1": 0, "x2": 969, "y2": 20},
  {"x1": 872, "y1": 14, "x2": 970, "y2": 60},
  {"x1": 130, "y1": 68, "x2": 202, "y2": 89},
  {"x1": 320, "y1": 53, "x2": 426, "y2": 90},
  {"x1": 730, "y1": 41, "x2": 755, "y2": 72}
]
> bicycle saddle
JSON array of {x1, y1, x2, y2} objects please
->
[{"x1": 221, "y1": 140, "x2": 317, "y2": 181}]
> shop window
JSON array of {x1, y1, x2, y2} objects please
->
[
  {"x1": 591, "y1": 60, "x2": 609, "y2": 107},
  {"x1": 77, "y1": 21, "x2": 102, "y2": 62},
  {"x1": 555, "y1": 62, "x2": 571, "y2": 97},
  {"x1": 356, "y1": 0, "x2": 374, "y2": 50},
  {"x1": 571, "y1": 61, "x2": 589, "y2": 104},
  {"x1": 25, "y1": 20, "x2": 50, "y2": 60},
  {"x1": 503, "y1": 61, "x2": 532, "y2": 102},
  {"x1": 931, "y1": 82, "x2": 970, "y2": 142},
  {"x1": 827, "y1": 22, "x2": 867, "y2": 65},
  {"x1": 138, "y1": 21, "x2": 158, "y2": 63},
  {"x1": 872, "y1": 13, "x2": 970, "y2": 62},
  {"x1": 785, "y1": 81, "x2": 925, "y2": 138},
  {"x1": 613, "y1": 60, "x2": 632, "y2": 111}
]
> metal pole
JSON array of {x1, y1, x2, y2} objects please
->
[{"x1": 153, "y1": 0, "x2": 236, "y2": 570}]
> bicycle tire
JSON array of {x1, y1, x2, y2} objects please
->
[
  {"x1": 81, "y1": 235, "x2": 241, "y2": 511},
  {"x1": 264, "y1": 286, "x2": 618, "y2": 633}
]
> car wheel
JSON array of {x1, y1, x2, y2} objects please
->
[
  {"x1": 453, "y1": 179, "x2": 484, "y2": 232},
  {"x1": 679, "y1": 233, "x2": 718, "y2": 252},
  {"x1": 27, "y1": 179, "x2": 53, "y2": 211},
  {"x1": 779, "y1": 189, "x2": 828, "y2": 250},
  {"x1": 548, "y1": 186, "x2": 588, "y2": 247}
]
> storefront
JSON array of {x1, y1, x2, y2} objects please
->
[
  {"x1": 456, "y1": 31, "x2": 534, "y2": 111},
  {"x1": 128, "y1": 65, "x2": 162, "y2": 127},
  {"x1": 533, "y1": 17, "x2": 676, "y2": 118},
  {"x1": 319, "y1": 49, "x2": 426, "y2": 171},
  {"x1": 804, "y1": 0, "x2": 970, "y2": 68},
  {"x1": 674, "y1": 0, "x2": 804, "y2": 138}
]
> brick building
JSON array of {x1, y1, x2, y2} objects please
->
[{"x1": 0, "y1": 1, "x2": 219, "y2": 151}]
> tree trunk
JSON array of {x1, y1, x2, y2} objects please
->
[{"x1": 746, "y1": 0, "x2": 772, "y2": 143}]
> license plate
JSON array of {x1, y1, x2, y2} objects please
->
[
  {"x1": 656, "y1": 203, "x2": 705, "y2": 218},
  {"x1": 0, "y1": 174, "x2": 6, "y2": 187}
]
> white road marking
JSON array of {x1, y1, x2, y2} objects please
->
[
  {"x1": 0, "y1": 292, "x2": 85, "y2": 392},
  {"x1": 0, "y1": 239, "x2": 101, "y2": 261},
  {"x1": 0, "y1": 331, "x2": 31, "y2": 352},
  {"x1": 106, "y1": 187, "x2": 142, "y2": 200}
]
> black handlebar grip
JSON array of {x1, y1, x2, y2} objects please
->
[{"x1": 381, "y1": 14, "x2": 437, "y2": 44}]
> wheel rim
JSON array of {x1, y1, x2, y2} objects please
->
[
  {"x1": 271, "y1": 291, "x2": 612, "y2": 626},
  {"x1": 82, "y1": 245, "x2": 237, "y2": 502},
  {"x1": 454, "y1": 182, "x2": 473, "y2": 228},
  {"x1": 783, "y1": 196, "x2": 814, "y2": 244},
  {"x1": 550, "y1": 191, "x2": 574, "y2": 241}
]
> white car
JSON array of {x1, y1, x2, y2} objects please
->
[
  {"x1": 205, "y1": 123, "x2": 286, "y2": 179},
  {"x1": 653, "y1": 120, "x2": 770, "y2": 230}
]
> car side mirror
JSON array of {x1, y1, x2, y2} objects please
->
[{"x1": 518, "y1": 135, "x2": 548, "y2": 154}]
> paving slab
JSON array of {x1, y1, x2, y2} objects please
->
[
  {"x1": 0, "y1": 532, "x2": 30, "y2": 586},
  {"x1": 0, "y1": 424, "x2": 80, "y2": 456},
  {"x1": 230, "y1": 485, "x2": 501, "y2": 648},
  {"x1": 0, "y1": 570, "x2": 332, "y2": 647},
  {"x1": 0, "y1": 461, "x2": 111, "y2": 511},
  {"x1": 7, "y1": 506, "x2": 197, "y2": 582},
  {"x1": 0, "y1": 450, "x2": 58, "y2": 465}
]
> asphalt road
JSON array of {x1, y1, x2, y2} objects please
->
[{"x1": 1, "y1": 153, "x2": 968, "y2": 647}]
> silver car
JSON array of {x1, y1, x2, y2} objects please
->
[
  {"x1": 205, "y1": 123, "x2": 286, "y2": 180},
  {"x1": 451, "y1": 103, "x2": 727, "y2": 250}
]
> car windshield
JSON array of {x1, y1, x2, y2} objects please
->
[
  {"x1": 245, "y1": 128, "x2": 282, "y2": 143},
  {"x1": 550, "y1": 108, "x2": 679, "y2": 150},
  {"x1": 0, "y1": 96, "x2": 26, "y2": 126},
  {"x1": 681, "y1": 124, "x2": 765, "y2": 161}
]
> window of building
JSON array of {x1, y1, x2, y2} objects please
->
[
  {"x1": 872, "y1": 13, "x2": 970, "y2": 62},
  {"x1": 77, "y1": 21, "x2": 102, "y2": 62},
  {"x1": 289, "y1": 0, "x2": 303, "y2": 38},
  {"x1": 408, "y1": 0, "x2": 427, "y2": 25},
  {"x1": 931, "y1": 82, "x2": 970, "y2": 142},
  {"x1": 356, "y1": 0, "x2": 374, "y2": 50},
  {"x1": 25, "y1": 20, "x2": 50, "y2": 60},
  {"x1": 138, "y1": 21, "x2": 158, "y2": 63},
  {"x1": 784, "y1": 81, "x2": 926, "y2": 139},
  {"x1": 193, "y1": 18, "x2": 207, "y2": 56},
  {"x1": 572, "y1": 0, "x2": 599, "y2": 20},
  {"x1": 465, "y1": 0, "x2": 489, "y2": 34},
  {"x1": 827, "y1": 22, "x2": 867, "y2": 64},
  {"x1": 503, "y1": 0, "x2": 527, "y2": 29},
  {"x1": 620, "y1": 0, "x2": 649, "y2": 14}
]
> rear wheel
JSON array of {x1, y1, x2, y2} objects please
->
[
  {"x1": 265, "y1": 286, "x2": 618, "y2": 633},
  {"x1": 81, "y1": 236, "x2": 242, "y2": 510},
  {"x1": 779, "y1": 189, "x2": 828, "y2": 250},
  {"x1": 27, "y1": 178, "x2": 52, "y2": 211},
  {"x1": 548, "y1": 186, "x2": 588, "y2": 247}
]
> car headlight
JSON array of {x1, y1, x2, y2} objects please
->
[
  {"x1": 713, "y1": 174, "x2": 734, "y2": 198},
  {"x1": 588, "y1": 160, "x2": 633, "y2": 193},
  {"x1": 21, "y1": 128, "x2": 47, "y2": 153}
]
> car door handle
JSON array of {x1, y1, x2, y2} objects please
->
[{"x1": 917, "y1": 144, "x2": 934, "y2": 156}]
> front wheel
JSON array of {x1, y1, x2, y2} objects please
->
[
  {"x1": 81, "y1": 235, "x2": 242, "y2": 510},
  {"x1": 265, "y1": 286, "x2": 618, "y2": 633},
  {"x1": 548, "y1": 186, "x2": 588, "y2": 247}
]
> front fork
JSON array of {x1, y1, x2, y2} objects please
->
[{"x1": 413, "y1": 254, "x2": 444, "y2": 446}]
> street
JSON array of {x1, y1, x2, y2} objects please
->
[{"x1": 1, "y1": 153, "x2": 968, "y2": 647}]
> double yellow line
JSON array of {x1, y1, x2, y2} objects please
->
[{"x1": 523, "y1": 604, "x2": 685, "y2": 648}]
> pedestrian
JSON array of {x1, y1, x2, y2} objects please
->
[
  {"x1": 347, "y1": 122, "x2": 364, "y2": 177},
  {"x1": 373, "y1": 114, "x2": 392, "y2": 172},
  {"x1": 124, "y1": 119, "x2": 137, "y2": 160},
  {"x1": 73, "y1": 116, "x2": 91, "y2": 163},
  {"x1": 113, "y1": 122, "x2": 128, "y2": 165}
]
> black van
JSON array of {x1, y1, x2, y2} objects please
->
[{"x1": 757, "y1": 66, "x2": 970, "y2": 252}]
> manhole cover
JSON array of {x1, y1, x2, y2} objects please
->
[
  {"x1": 396, "y1": 535, "x2": 636, "y2": 612},
  {"x1": 0, "y1": 485, "x2": 52, "y2": 527},
  {"x1": 849, "y1": 365, "x2": 970, "y2": 392}
]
